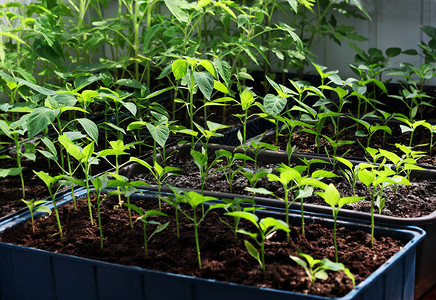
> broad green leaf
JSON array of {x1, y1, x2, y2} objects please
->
[
  {"x1": 226, "y1": 211, "x2": 259, "y2": 226},
  {"x1": 315, "y1": 270, "x2": 328, "y2": 280},
  {"x1": 58, "y1": 134, "x2": 83, "y2": 162},
  {"x1": 194, "y1": 71, "x2": 214, "y2": 100},
  {"x1": 172, "y1": 59, "x2": 189, "y2": 80},
  {"x1": 164, "y1": 0, "x2": 189, "y2": 23},
  {"x1": 146, "y1": 123, "x2": 169, "y2": 148},
  {"x1": 0, "y1": 167, "x2": 23, "y2": 177},
  {"x1": 260, "y1": 217, "x2": 290, "y2": 233},
  {"x1": 240, "y1": 89, "x2": 254, "y2": 111},
  {"x1": 213, "y1": 80, "x2": 228, "y2": 94},
  {"x1": 214, "y1": 58, "x2": 231, "y2": 86},
  {"x1": 358, "y1": 169, "x2": 375, "y2": 187},
  {"x1": 129, "y1": 157, "x2": 153, "y2": 172},
  {"x1": 77, "y1": 118, "x2": 98, "y2": 144},
  {"x1": 311, "y1": 170, "x2": 338, "y2": 179},
  {"x1": 82, "y1": 142, "x2": 95, "y2": 162},
  {"x1": 245, "y1": 187, "x2": 274, "y2": 196},
  {"x1": 320, "y1": 183, "x2": 341, "y2": 208},
  {"x1": 26, "y1": 107, "x2": 58, "y2": 139},
  {"x1": 0, "y1": 120, "x2": 12, "y2": 138},
  {"x1": 185, "y1": 191, "x2": 215, "y2": 208},
  {"x1": 198, "y1": 60, "x2": 216, "y2": 78},
  {"x1": 206, "y1": 120, "x2": 229, "y2": 132},
  {"x1": 123, "y1": 102, "x2": 137, "y2": 116},
  {"x1": 334, "y1": 156, "x2": 353, "y2": 170},
  {"x1": 34, "y1": 170, "x2": 58, "y2": 188},
  {"x1": 263, "y1": 94, "x2": 286, "y2": 115},
  {"x1": 338, "y1": 196, "x2": 364, "y2": 208}
]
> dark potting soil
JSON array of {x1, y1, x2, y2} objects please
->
[
  {"x1": 0, "y1": 194, "x2": 404, "y2": 298},
  {"x1": 131, "y1": 149, "x2": 436, "y2": 218}
]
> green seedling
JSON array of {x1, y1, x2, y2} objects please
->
[
  {"x1": 190, "y1": 147, "x2": 223, "y2": 195},
  {"x1": 248, "y1": 164, "x2": 332, "y2": 238},
  {"x1": 394, "y1": 116, "x2": 426, "y2": 148},
  {"x1": 234, "y1": 88, "x2": 256, "y2": 146},
  {"x1": 349, "y1": 115, "x2": 392, "y2": 150},
  {"x1": 220, "y1": 197, "x2": 257, "y2": 240},
  {"x1": 168, "y1": 189, "x2": 227, "y2": 269},
  {"x1": 127, "y1": 109, "x2": 173, "y2": 160},
  {"x1": 98, "y1": 140, "x2": 135, "y2": 204},
  {"x1": 334, "y1": 156, "x2": 361, "y2": 196},
  {"x1": 295, "y1": 99, "x2": 342, "y2": 154},
  {"x1": 316, "y1": 184, "x2": 364, "y2": 261},
  {"x1": 266, "y1": 115, "x2": 313, "y2": 164},
  {"x1": 169, "y1": 57, "x2": 227, "y2": 145},
  {"x1": 394, "y1": 144, "x2": 426, "y2": 192},
  {"x1": 357, "y1": 166, "x2": 397, "y2": 246},
  {"x1": 129, "y1": 157, "x2": 180, "y2": 209},
  {"x1": 290, "y1": 250, "x2": 355, "y2": 292},
  {"x1": 215, "y1": 149, "x2": 252, "y2": 193},
  {"x1": 225, "y1": 211, "x2": 290, "y2": 272},
  {"x1": 322, "y1": 136, "x2": 354, "y2": 169},
  {"x1": 21, "y1": 199, "x2": 51, "y2": 234},
  {"x1": 123, "y1": 203, "x2": 169, "y2": 256},
  {"x1": 0, "y1": 119, "x2": 36, "y2": 199},
  {"x1": 33, "y1": 171, "x2": 64, "y2": 241},
  {"x1": 421, "y1": 121, "x2": 436, "y2": 156},
  {"x1": 58, "y1": 134, "x2": 99, "y2": 225}
]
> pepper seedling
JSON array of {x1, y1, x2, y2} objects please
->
[
  {"x1": 123, "y1": 203, "x2": 169, "y2": 256},
  {"x1": 290, "y1": 250, "x2": 355, "y2": 292},
  {"x1": 21, "y1": 199, "x2": 51, "y2": 234},
  {"x1": 316, "y1": 183, "x2": 364, "y2": 261},
  {"x1": 226, "y1": 211, "x2": 290, "y2": 272}
]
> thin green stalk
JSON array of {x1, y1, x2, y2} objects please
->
[
  {"x1": 97, "y1": 194, "x2": 104, "y2": 249},
  {"x1": 193, "y1": 209, "x2": 201, "y2": 269},
  {"x1": 48, "y1": 188, "x2": 63, "y2": 242},
  {"x1": 84, "y1": 169, "x2": 94, "y2": 225},
  {"x1": 14, "y1": 138, "x2": 25, "y2": 199}
]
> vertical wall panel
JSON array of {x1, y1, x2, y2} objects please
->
[{"x1": 309, "y1": 0, "x2": 436, "y2": 84}]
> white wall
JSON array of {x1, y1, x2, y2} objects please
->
[{"x1": 312, "y1": 0, "x2": 436, "y2": 83}]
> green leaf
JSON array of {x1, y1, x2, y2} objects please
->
[
  {"x1": 244, "y1": 240, "x2": 261, "y2": 265},
  {"x1": 164, "y1": 0, "x2": 189, "y2": 23},
  {"x1": 77, "y1": 118, "x2": 98, "y2": 144},
  {"x1": 198, "y1": 60, "x2": 216, "y2": 78},
  {"x1": 240, "y1": 89, "x2": 254, "y2": 111},
  {"x1": 185, "y1": 191, "x2": 215, "y2": 208},
  {"x1": 315, "y1": 270, "x2": 328, "y2": 280},
  {"x1": 260, "y1": 217, "x2": 290, "y2": 233},
  {"x1": 245, "y1": 187, "x2": 274, "y2": 196},
  {"x1": 263, "y1": 94, "x2": 286, "y2": 115},
  {"x1": 194, "y1": 71, "x2": 214, "y2": 100},
  {"x1": 334, "y1": 156, "x2": 353, "y2": 170},
  {"x1": 214, "y1": 58, "x2": 231, "y2": 86},
  {"x1": 320, "y1": 183, "x2": 341, "y2": 208},
  {"x1": 213, "y1": 80, "x2": 228, "y2": 94},
  {"x1": 0, "y1": 167, "x2": 23, "y2": 177},
  {"x1": 358, "y1": 169, "x2": 375, "y2": 187},
  {"x1": 190, "y1": 149, "x2": 207, "y2": 168},
  {"x1": 386, "y1": 47, "x2": 401, "y2": 58},
  {"x1": 26, "y1": 107, "x2": 58, "y2": 139},
  {"x1": 226, "y1": 211, "x2": 259, "y2": 226},
  {"x1": 59, "y1": 134, "x2": 84, "y2": 162},
  {"x1": 172, "y1": 59, "x2": 189, "y2": 80},
  {"x1": 146, "y1": 123, "x2": 169, "y2": 148},
  {"x1": 34, "y1": 170, "x2": 58, "y2": 188}
]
